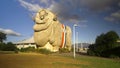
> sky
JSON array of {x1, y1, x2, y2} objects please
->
[{"x1": 0, "y1": 0, "x2": 120, "y2": 43}]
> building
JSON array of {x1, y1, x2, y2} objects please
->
[
  {"x1": 14, "y1": 37, "x2": 36, "y2": 49},
  {"x1": 72, "y1": 43, "x2": 90, "y2": 53}
]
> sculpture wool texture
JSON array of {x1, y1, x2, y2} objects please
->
[{"x1": 33, "y1": 9, "x2": 72, "y2": 52}]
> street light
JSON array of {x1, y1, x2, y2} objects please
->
[
  {"x1": 76, "y1": 32, "x2": 79, "y2": 52},
  {"x1": 73, "y1": 24, "x2": 78, "y2": 58}
]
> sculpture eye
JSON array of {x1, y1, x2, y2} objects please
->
[
  {"x1": 40, "y1": 15, "x2": 44, "y2": 20},
  {"x1": 53, "y1": 17, "x2": 57, "y2": 21},
  {"x1": 45, "y1": 13, "x2": 48, "y2": 16}
]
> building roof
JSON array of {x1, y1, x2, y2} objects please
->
[{"x1": 15, "y1": 36, "x2": 35, "y2": 44}]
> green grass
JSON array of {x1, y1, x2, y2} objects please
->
[
  {"x1": 52, "y1": 53, "x2": 120, "y2": 68},
  {"x1": 75, "y1": 55, "x2": 120, "y2": 68},
  {"x1": 0, "y1": 53, "x2": 120, "y2": 68},
  {"x1": 0, "y1": 51, "x2": 16, "y2": 54}
]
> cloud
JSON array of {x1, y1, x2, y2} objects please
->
[
  {"x1": 0, "y1": 28, "x2": 21, "y2": 36},
  {"x1": 79, "y1": 0, "x2": 119, "y2": 11},
  {"x1": 18, "y1": 0, "x2": 120, "y2": 24},
  {"x1": 39, "y1": 0, "x2": 51, "y2": 6},
  {"x1": 111, "y1": 10, "x2": 120, "y2": 19},
  {"x1": 104, "y1": 17, "x2": 115, "y2": 22},
  {"x1": 18, "y1": 0, "x2": 41, "y2": 12},
  {"x1": 46, "y1": 0, "x2": 120, "y2": 23},
  {"x1": 104, "y1": 10, "x2": 120, "y2": 23},
  {"x1": 49, "y1": 0, "x2": 87, "y2": 23},
  {"x1": 18, "y1": 0, "x2": 86, "y2": 24}
]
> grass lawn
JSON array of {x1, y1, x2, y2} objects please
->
[{"x1": 0, "y1": 53, "x2": 120, "y2": 68}]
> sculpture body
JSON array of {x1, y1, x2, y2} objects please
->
[{"x1": 33, "y1": 9, "x2": 72, "y2": 52}]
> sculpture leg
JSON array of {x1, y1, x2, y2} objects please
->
[{"x1": 65, "y1": 26, "x2": 72, "y2": 51}]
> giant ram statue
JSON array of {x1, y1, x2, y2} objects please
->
[{"x1": 33, "y1": 9, "x2": 72, "y2": 52}]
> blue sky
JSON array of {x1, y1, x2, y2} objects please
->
[{"x1": 0, "y1": 0, "x2": 120, "y2": 43}]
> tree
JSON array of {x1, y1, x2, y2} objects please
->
[
  {"x1": 0, "y1": 43, "x2": 6, "y2": 50},
  {"x1": 0, "y1": 42, "x2": 17, "y2": 51},
  {"x1": 5, "y1": 42, "x2": 17, "y2": 51},
  {"x1": 88, "y1": 31, "x2": 120, "y2": 57},
  {"x1": 0, "y1": 32, "x2": 6, "y2": 43},
  {"x1": 104, "y1": 31, "x2": 119, "y2": 49}
]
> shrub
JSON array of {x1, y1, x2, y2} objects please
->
[
  {"x1": 59, "y1": 48, "x2": 70, "y2": 53},
  {"x1": 87, "y1": 49, "x2": 95, "y2": 56},
  {"x1": 20, "y1": 47, "x2": 36, "y2": 52},
  {"x1": 101, "y1": 46, "x2": 120, "y2": 58},
  {"x1": 0, "y1": 43, "x2": 5, "y2": 50},
  {"x1": 109, "y1": 55, "x2": 119, "y2": 59},
  {"x1": 37, "y1": 48, "x2": 52, "y2": 55},
  {"x1": 0, "y1": 42, "x2": 18, "y2": 51}
]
